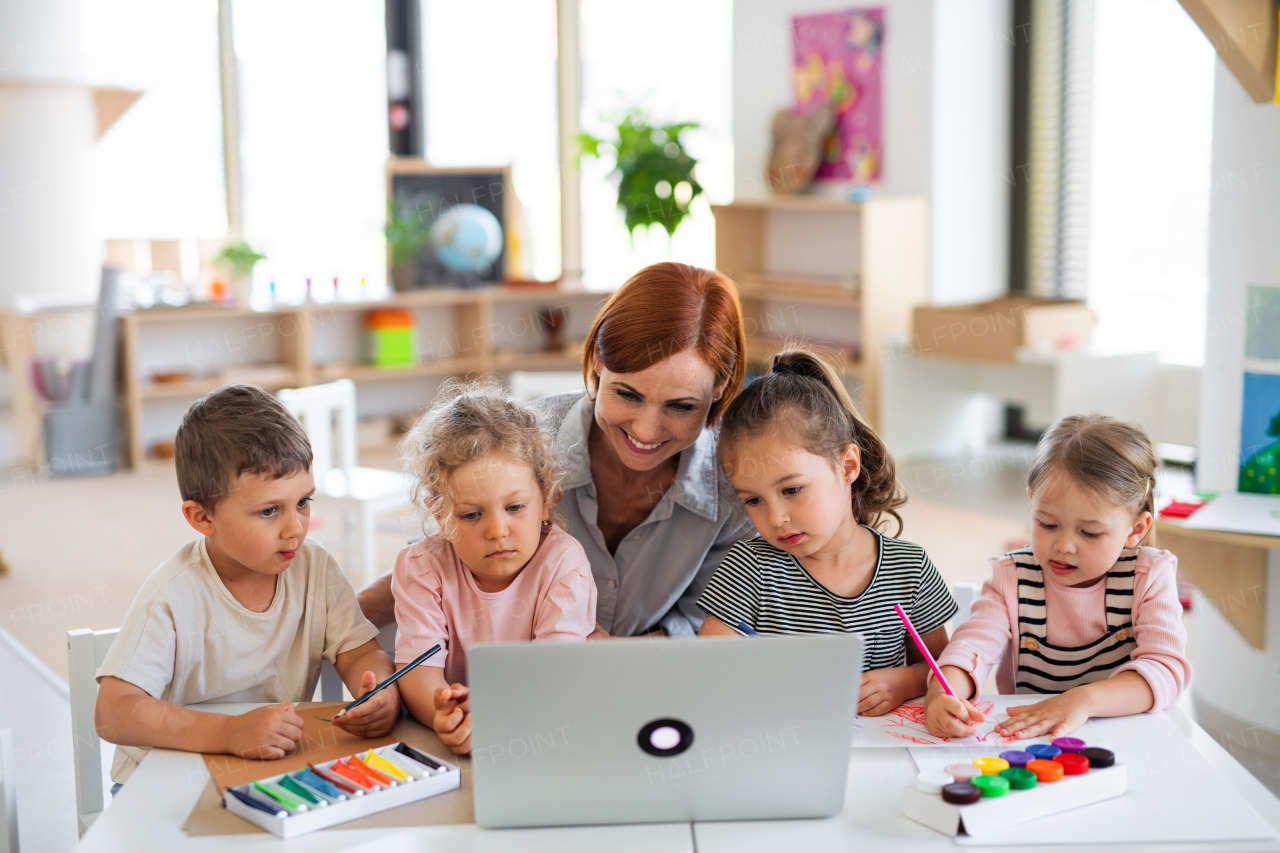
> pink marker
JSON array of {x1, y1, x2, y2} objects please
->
[{"x1": 893, "y1": 603, "x2": 955, "y2": 697}]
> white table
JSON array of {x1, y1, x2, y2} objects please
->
[
  {"x1": 695, "y1": 704, "x2": 1280, "y2": 853},
  {"x1": 76, "y1": 703, "x2": 1280, "y2": 853},
  {"x1": 74, "y1": 704, "x2": 694, "y2": 853}
]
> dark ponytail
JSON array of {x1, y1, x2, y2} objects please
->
[{"x1": 719, "y1": 348, "x2": 907, "y2": 536}]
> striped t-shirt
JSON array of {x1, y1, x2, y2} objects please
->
[{"x1": 696, "y1": 528, "x2": 958, "y2": 671}]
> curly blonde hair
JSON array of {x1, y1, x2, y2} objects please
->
[{"x1": 399, "y1": 379, "x2": 566, "y2": 539}]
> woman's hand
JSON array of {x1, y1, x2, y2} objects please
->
[
  {"x1": 858, "y1": 666, "x2": 921, "y2": 716},
  {"x1": 432, "y1": 684, "x2": 471, "y2": 755},
  {"x1": 996, "y1": 690, "x2": 1091, "y2": 739}
]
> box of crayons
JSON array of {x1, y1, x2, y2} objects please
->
[
  {"x1": 221, "y1": 741, "x2": 461, "y2": 839},
  {"x1": 902, "y1": 741, "x2": 1126, "y2": 839}
]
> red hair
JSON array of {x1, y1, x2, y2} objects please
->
[{"x1": 583, "y1": 262, "x2": 747, "y2": 425}]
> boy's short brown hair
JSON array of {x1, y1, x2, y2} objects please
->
[{"x1": 175, "y1": 384, "x2": 313, "y2": 512}]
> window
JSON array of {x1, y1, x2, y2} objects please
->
[
  {"x1": 578, "y1": 0, "x2": 733, "y2": 290},
  {"x1": 234, "y1": 0, "x2": 390, "y2": 302},
  {"x1": 85, "y1": 0, "x2": 227, "y2": 238},
  {"x1": 421, "y1": 0, "x2": 561, "y2": 283}
]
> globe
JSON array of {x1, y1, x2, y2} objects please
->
[{"x1": 430, "y1": 203, "x2": 503, "y2": 275}]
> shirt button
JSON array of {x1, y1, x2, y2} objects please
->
[
  {"x1": 608, "y1": 580, "x2": 617, "y2": 589},
  {"x1": 1024, "y1": 638, "x2": 1039, "y2": 651},
  {"x1": 631, "y1": 534, "x2": 641, "y2": 540},
  {"x1": 1116, "y1": 628, "x2": 1129, "y2": 641}
]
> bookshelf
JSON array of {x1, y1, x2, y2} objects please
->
[
  {"x1": 712, "y1": 194, "x2": 929, "y2": 427},
  {"x1": 121, "y1": 286, "x2": 609, "y2": 468}
]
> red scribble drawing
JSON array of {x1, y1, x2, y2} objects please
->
[{"x1": 874, "y1": 701, "x2": 1018, "y2": 745}]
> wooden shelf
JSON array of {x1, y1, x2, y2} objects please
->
[
  {"x1": 1178, "y1": 0, "x2": 1277, "y2": 104},
  {"x1": 712, "y1": 195, "x2": 864, "y2": 212},
  {"x1": 714, "y1": 194, "x2": 928, "y2": 426},
  {"x1": 736, "y1": 275, "x2": 860, "y2": 306},
  {"x1": 120, "y1": 288, "x2": 611, "y2": 468},
  {"x1": 141, "y1": 368, "x2": 301, "y2": 399},
  {"x1": 744, "y1": 337, "x2": 861, "y2": 376}
]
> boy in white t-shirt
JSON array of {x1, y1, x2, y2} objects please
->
[{"x1": 96, "y1": 384, "x2": 401, "y2": 784}]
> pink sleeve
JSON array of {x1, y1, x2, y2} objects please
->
[
  {"x1": 936, "y1": 556, "x2": 1017, "y2": 699},
  {"x1": 391, "y1": 544, "x2": 449, "y2": 670},
  {"x1": 1113, "y1": 548, "x2": 1190, "y2": 712},
  {"x1": 532, "y1": 539, "x2": 597, "y2": 642}
]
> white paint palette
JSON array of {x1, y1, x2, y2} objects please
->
[
  {"x1": 221, "y1": 742, "x2": 461, "y2": 839},
  {"x1": 903, "y1": 765, "x2": 1127, "y2": 839}
]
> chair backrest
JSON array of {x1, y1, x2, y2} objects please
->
[
  {"x1": 951, "y1": 582, "x2": 979, "y2": 631},
  {"x1": 67, "y1": 627, "x2": 119, "y2": 832},
  {"x1": 277, "y1": 379, "x2": 358, "y2": 487},
  {"x1": 0, "y1": 729, "x2": 18, "y2": 853},
  {"x1": 318, "y1": 620, "x2": 398, "y2": 702},
  {"x1": 508, "y1": 370, "x2": 584, "y2": 400}
]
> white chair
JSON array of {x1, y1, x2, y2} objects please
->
[
  {"x1": 278, "y1": 379, "x2": 413, "y2": 585},
  {"x1": 67, "y1": 627, "x2": 119, "y2": 835},
  {"x1": 319, "y1": 620, "x2": 398, "y2": 702},
  {"x1": 0, "y1": 729, "x2": 18, "y2": 853},
  {"x1": 508, "y1": 370, "x2": 584, "y2": 400},
  {"x1": 951, "y1": 582, "x2": 979, "y2": 631}
]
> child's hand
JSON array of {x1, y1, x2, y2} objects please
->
[
  {"x1": 432, "y1": 684, "x2": 471, "y2": 755},
  {"x1": 226, "y1": 703, "x2": 305, "y2": 760},
  {"x1": 997, "y1": 690, "x2": 1090, "y2": 739},
  {"x1": 333, "y1": 671, "x2": 400, "y2": 738},
  {"x1": 924, "y1": 693, "x2": 988, "y2": 739},
  {"x1": 858, "y1": 666, "x2": 920, "y2": 716}
]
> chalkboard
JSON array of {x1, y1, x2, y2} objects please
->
[{"x1": 387, "y1": 161, "x2": 513, "y2": 288}]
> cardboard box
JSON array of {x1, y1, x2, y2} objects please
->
[
  {"x1": 902, "y1": 764, "x2": 1126, "y2": 839},
  {"x1": 912, "y1": 297, "x2": 1096, "y2": 363}
]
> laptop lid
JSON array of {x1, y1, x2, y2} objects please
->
[{"x1": 469, "y1": 634, "x2": 863, "y2": 827}]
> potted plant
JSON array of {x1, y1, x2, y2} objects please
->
[
  {"x1": 385, "y1": 201, "x2": 432, "y2": 292},
  {"x1": 580, "y1": 111, "x2": 704, "y2": 239},
  {"x1": 213, "y1": 241, "x2": 267, "y2": 306}
]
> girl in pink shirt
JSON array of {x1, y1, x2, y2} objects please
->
[
  {"x1": 392, "y1": 382, "x2": 597, "y2": 754},
  {"x1": 926, "y1": 414, "x2": 1190, "y2": 740}
]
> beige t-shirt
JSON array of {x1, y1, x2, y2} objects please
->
[{"x1": 98, "y1": 538, "x2": 378, "y2": 782}]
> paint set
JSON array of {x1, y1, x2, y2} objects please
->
[
  {"x1": 221, "y1": 742, "x2": 461, "y2": 839},
  {"x1": 902, "y1": 738, "x2": 1126, "y2": 838}
]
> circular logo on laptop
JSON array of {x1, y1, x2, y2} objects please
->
[{"x1": 637, "y1": 718, "x2": 694, "y2": 757}]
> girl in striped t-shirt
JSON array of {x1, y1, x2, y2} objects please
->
[
  {"x1": 697, "y1": 349, "x2": 957, "y2": 717},
  {"x1": 926, "y1": 414, "x2": 1190, "y2": 740}
]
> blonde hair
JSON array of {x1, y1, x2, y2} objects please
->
[
  {"x1": 1027, "y1": 413, "x2": 1158, "y2": 546},
  {"x1": 717, "y1": 348, "x2": 908, "y2": 537},
  {"x1": 399, "y1": 379, "x2": 565, "y2": 539}
]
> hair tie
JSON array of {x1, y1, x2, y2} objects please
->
[{"x1": 772, "y1": 354, "x2": 799, "y2": 376}]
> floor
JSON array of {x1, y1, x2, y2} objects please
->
[{"x1": 0, "y1": 442, "x2": 1273, "y2": 851}]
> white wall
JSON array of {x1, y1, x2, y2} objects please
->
[
  {"x1": 1197, "y1": 59, "x2": 1280, "y2": 493},
  {"x1": 1191, "y1": 58, "x2": 1280, "y2": 735},
  {"x1": 731, "y1": 0, "x2": 1011, "y2": 305}
]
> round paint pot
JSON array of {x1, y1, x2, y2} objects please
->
[
  {"x1": 1026, "y1": 758, "x2": 1065, "y2": 782},
  {"x1": 1054, "y1": 753, "x2": 1089, "y2": 775},
  {"x1": 1080, "y1": 747, "x2": 1115, "y2": 768},
  {"x1": 1000, "y1": 767, "x2": 1038, "y2": 789},
  {"x1": 973, "y1": 756, "x2": 1010, "y2": 775},
  {"x1": 942, "y1": 782, "x2": 982, "y2": 805},
  {"x1": 945, "y1": 763, "x2": 983, "y2": 783},
  {"x1": 915, "y1": 770, "x2": 955, "y2": 794},
  {"x1": 998, "y1": 750, "x2": 1034, "y2": 768},
  {"x1": 1026, "y1": 743, "x2": 1062, "y2": 760},
  {"x1": 972, "y1": 774, "x2": 1011, "y2": 798},
  {"x1": 1051, "y1": 736, "x2": 1086, "y2": 753}
]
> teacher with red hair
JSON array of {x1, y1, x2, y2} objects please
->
[{"x1": 359, "y1": 262, "x2": 755, "y2": 637}]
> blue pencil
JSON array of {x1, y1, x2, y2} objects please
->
[{"x1": 737, "y1": 621, "x2": 760, "y2": 636}]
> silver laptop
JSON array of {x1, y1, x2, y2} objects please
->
[{"x1": 469, "y1": 634, "x2": 863, "y2": 827}]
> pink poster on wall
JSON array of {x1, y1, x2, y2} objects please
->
[{"x1": 791, "y1": 7, "x2": 884, "y2": 183}]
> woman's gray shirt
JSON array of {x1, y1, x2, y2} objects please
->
[{"x1": 530, "y1": 393, "x2": 757, "y2": 637}]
